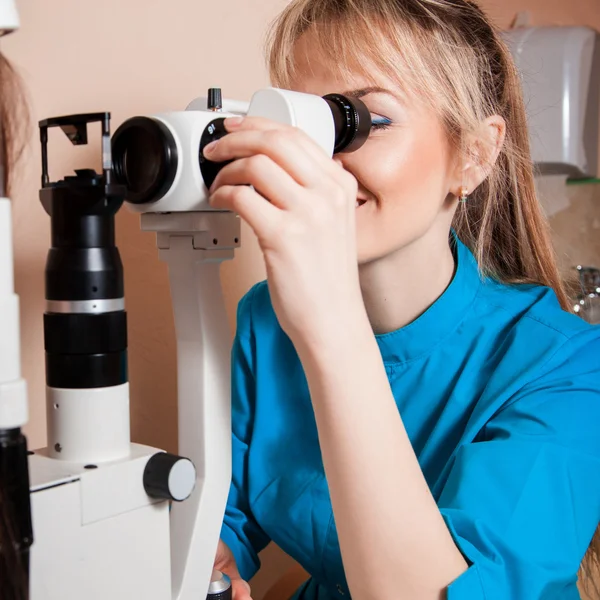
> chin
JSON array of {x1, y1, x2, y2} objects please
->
[
  {"x1": 356, "y1": 245, "x2": 391, "y2": 266},
  {"x1": 356, "y1": 229, "x2": 416, "y2": 266}
]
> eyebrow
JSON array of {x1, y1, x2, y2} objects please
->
[{"x1": 341, "y1": 86, "x2": 397, "y2": 99}]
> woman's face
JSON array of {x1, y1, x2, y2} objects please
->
[{"x1": 288, "y1": 35, "x2": 461, "y2": 265}]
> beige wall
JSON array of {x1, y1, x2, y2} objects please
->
[{"x1": 4, "y1": 1, "x2": 600, "y2": 598}]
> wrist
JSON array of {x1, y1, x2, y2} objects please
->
[{"x1": 293, "y1": 302, "x2": 374, "y2": 368}]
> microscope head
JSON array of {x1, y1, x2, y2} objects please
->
[
  {"x1": 0, "y1": 0, "x2": 19, "y2": 36},
  {"x1": 111, "y1": 87, "x2": 371, "y2": 214}
]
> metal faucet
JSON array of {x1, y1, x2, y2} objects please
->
[{"x1": 573, "y1": 265, "x2": 600, "y2": 324}]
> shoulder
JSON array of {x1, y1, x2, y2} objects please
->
[
  {"x1": 477, "y1": 276, "x2": 589, "y2": 336},
  {"x1": 452, "y1": 237, "x2": 593, "y2": 369},
  {"x1": 468, "y1": 278, "x2": 600, "y2": 442},
  {"x1": 235, "y1": 280, "x2": 280, "y2": 340},
  {"x1": 472, "y1": 275, "x2": 599, "y2": 361}
]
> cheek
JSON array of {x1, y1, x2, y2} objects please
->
[{"x1": 354, "y1": 124, "x2": 453, "y2": 256}]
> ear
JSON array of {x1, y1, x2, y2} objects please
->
[{"x1": 451, "y1": 115, "x2": 506, "y2": 199}]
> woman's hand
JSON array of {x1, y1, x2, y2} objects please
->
[
  {"x1": 205, "y1": 116, "x2": 368, "y2": 355},
  {"x1": 213, "y1": 539, "x2": 252, "y2": 600}
]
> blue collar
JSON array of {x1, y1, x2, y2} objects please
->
[{"x1": 375, "y1": 235, "x2": 483, "y2": 365}]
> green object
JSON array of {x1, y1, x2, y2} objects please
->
[{"x1": 566, "y1": 177, "x2": 600, "y2": 185}]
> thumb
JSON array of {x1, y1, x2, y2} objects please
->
[
  {"x1": 230, "y1": 576, "x2": 253, "y2": 600},
  {"x1": 214, "y1": 540, "x2": 252, "y2": 600}
]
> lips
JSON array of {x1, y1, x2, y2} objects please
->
[{"x1": 356, "y1": 198, "x2": 367, "y2": 208}]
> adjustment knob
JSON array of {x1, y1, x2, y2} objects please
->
[
  {"x1": 207, "y1": 88, "x2": 222, "y2": 111},
  {"x1": 207, "y1": 570, "x2": 232, "y2": 600},
  {"x1": 143, "y1": 452, "x2": 196, "y2": 502}
]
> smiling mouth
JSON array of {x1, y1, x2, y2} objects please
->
[{"x1": 356, "y1": 199, "x2": 367, "y2": 208}]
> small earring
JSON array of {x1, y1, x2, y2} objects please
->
[{"x1": 459, "y1": 187, "x2": 469, "y2": 203}]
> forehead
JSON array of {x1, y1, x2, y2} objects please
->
[{"x1": 287, "y1": 29, "x2": 404, "y2": 98}]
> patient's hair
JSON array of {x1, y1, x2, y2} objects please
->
[{"x1": 0, "y1": 50, "x2": 31, "y2": 600}]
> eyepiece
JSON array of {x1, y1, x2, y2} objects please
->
[
  {"x1": 112, "y1": 117, "x2": 178, "y2": 205},
  {"x1": 322, "y1": 93, "x2": 371, "y2": 154}
]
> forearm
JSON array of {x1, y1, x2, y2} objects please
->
[{"x1": 297, "y1": 318, "x2": 468, "y2": 600}]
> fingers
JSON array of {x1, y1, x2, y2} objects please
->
[
  {"x1": 231, "y1": 577, "x2": 253, "y2": 600},
  {"x1": 203, "y1": 117, "x2": 338, "y2": 189},
  {"x1": 209, "y1": 154, "x2": 304, "y2": 211},
  {"x1": 225, "y1": 116, "x2": 330, "y2": 162},
  {"x1": 213, "y1": 540, "x2": 253, "y2": 600},
  {"x1": 209, "y1": 184, "x2": 281, "y2": 241}
]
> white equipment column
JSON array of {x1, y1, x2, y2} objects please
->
[{"x1": 141, "y1": 211, "x2": 239, "y2": 600}]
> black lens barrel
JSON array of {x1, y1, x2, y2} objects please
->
[{"x1": 40, "y1": 170, "x2": 128, "y2": 390}]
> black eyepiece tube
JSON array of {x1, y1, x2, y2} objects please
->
[{"x1": 322, "y1": 93, "x2": 371, "y2": 154}]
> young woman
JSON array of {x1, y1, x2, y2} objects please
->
[{"x1": 207, "y1": 0, "x2": 600, "y2": 598}]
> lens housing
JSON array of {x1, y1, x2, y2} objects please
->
[
  {"x1": 323, "y1": 93, "x2": 371, "y2": 153},
  {"x1": 112, "y1": 117, "x2": 178, "y2": 205},
  {"x1": 39, "y1": 168, "x2": 128, "y2": 390}
]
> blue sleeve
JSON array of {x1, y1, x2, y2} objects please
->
[
  {"x1": 439, "y1": 330, "x2": 600, "y2": 599},
  {"x1": 220, "y1": 286, "x2": 271, "y2": 581}
]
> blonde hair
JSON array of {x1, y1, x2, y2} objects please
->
[{"x1": 264, "y1": 0, "x2": 598, "y2": 593}]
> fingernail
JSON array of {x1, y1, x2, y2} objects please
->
[
  {"x1": 225, "y1": 116, "x2": 244, "y2": 129},
  {"x1": 204, "y1": 140, "x2": 218, "y2": 156}
]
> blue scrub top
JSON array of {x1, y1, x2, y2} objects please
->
[{"x1": 220, "y1": 235, "x2": 600, "y2": 600}]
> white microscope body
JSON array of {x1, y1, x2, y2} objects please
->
[{"x1": 11, "y1": 83, "x2": 370, "y2": 600}]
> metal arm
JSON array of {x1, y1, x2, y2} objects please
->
[{"x1": 141, "y1": 211, "x2": 240, "y2": 600}]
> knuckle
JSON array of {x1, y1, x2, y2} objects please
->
[
  {"x1": 282, "y1": 217, "x2": 309, "y2": 240},
  {"x1": 336, "y1": 167, "x2": 356, "y2": 190},
  {"x1": 264, "y1": 129, "x2": 283, "y2": 146},
  {"x1": 246, "y1": 154, "x2": 270, "y2": 173},
  {"x1": 323, "y1": 183, "x2": 350, "y2": 210},
  {"x1": 264, "y1": 127, "x2": 296, "y2": 151},
  {"x1": 344, "y1": 172, "x2": 358, "y2": 193},
  {"x1": 232, "y1": 185, "x2": 249, "y2": 200},
  {"x1": 331, "y1": 191, "x2": 347, "y2": 210},
  {"x1": 228, "y1": 185, "x2": 249, "y2": 207}
]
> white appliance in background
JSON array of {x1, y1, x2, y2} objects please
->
[{"x1": 502, "y1": 26, "x2": 600, "y2": 179}]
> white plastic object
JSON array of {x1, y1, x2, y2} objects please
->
[
  {"x1": 188, "y1": 87, "x2": 336, "y2": 155},
  {"x1": 0, "y1": 198, "x2": 28, "y2": 429},
  {"x1": 141, "y1": 211, "x2": 239, "y2": 600},
  {"x1": 168, "y1": 458, "x2": 196, "y2": 502},
  {"x1": 127, "y1": 88, "x2": 335, "y2": 214},
  {"x1": 29, "y1": 444, "x2": 171, "y2": 600},
  {"x1": 46, "y1": 383, "x2": 131, "y2": 463},
  {"x1": 186, "y1": 97, "x2": 250, "y2": 115},
  {"x1": 246, "y1": 87, "x2": 335, "y2": 155},
  {"x1": 125, "y1": 110, "x2": 237, "y2": 214},
  {"x1": 502, "y1": 26, "x2": 600, "y2": 178},
  {"x1": 0, "y1": 0, "x2": 19, "y2": 35}
]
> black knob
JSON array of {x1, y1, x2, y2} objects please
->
[
  {"x1": 208, "y1": 88, "x2": 223, "y2": 111},
  {"x1": 207, "y1": 571, "x2": 232, "y2": 600},
  {"x1": 199, "y1": 118, "x2": 233, "y2": 190},
  {"x1": 143, "y1": 452, "x2": 196, "y2": 502}
]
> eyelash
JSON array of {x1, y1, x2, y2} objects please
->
[{"x1": 370, "y1": 116, "x2": 392, "y2": 131}]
